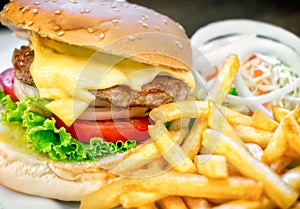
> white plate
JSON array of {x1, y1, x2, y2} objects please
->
[{"x1": 0, "y1": 29, "x2": 80, "y2": 209}]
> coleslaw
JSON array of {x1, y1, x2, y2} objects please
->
[{"x1": 225, "y1": 53, "x2": 300, "y2": 115}]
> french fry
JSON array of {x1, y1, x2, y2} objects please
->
[
  {"x1": 111, "y1": 123, "x2": 192, "y2": 175},
  {"x1": 147, "y1": 157, "x2": 166, "y2": 171},
  {"x1": 80, "y1": 171, "x2": 262, "y2": 209},
  {"x1": 207, "y1": 198, "x2": 229, "y2": 205},
  {"x1": 251, "y1": 109, "x2": 278, "y2": 132},
  {"x1": 245, "y1": 143, "x2": 263, "y2": 161},
  {"x1": 272, "y1": 105, "x2": 291, "y2": 122},
  {"x1": 212, "y1": 196, "x2": 276, "y2": 209},
  {"x1": 131, "y1": 157, "x2": 166, "y2": 177},
  {"x1": 181, "y1": 118, "x2": 208, "y2": 160},
  {"x1": 169, "y1": 118, "x2": 191, "y2": 130},
  {"x1": 111, "y1": 142, "x2": 160, "y2": 175},
  {"x1": 234, "y1": 125, "x2": 272, "y2": 148},
  {"x1": 148, "y1": 121, "x2": 197, "y2": 173},
  {"x1": 261, "y1": 120, "x2": 288, "y2": 164},
  {"x1": 269, "y1": 156, "x2": 293, "y2": 174},
  {"x1": 263, "y1": 107, "x2": 300, "y2": 163},
  {"x1": 227, "y1": 163, "x2": 241, "y2": 176},
  {"x1": 282, "y1": 165, "x2": 300, "y2": 193},
  {"x1": 80, "y1": 177, "x2": 129, "y2": 209},
  {"x1": 202, "y1": 129, "x2": 298, "y2": 209},
  {"x1": 137, "y1": 202, "x2": 158, "y2": 209},
  {"x1": 285, "y1": 147, "x2": 300, "y2": 160},
  {"x1": 208, "y1": 100, "x2": 245, "y2": 147},
  {"x1": 170, "y1": 127, "x2": 190, "y2": 145},
  {"x1": 157, "y1": 196, "x2": 188, "y2": 209},
  {"x1": 290, "y1": 201, "x2": 300, "y2": 209},
  {"x1": 284, "y1": 108, "x2": 300, "y2": 157},
  {"x1": 194, "y1": 154, "x2": 228, "y2": 179},
  {"x1": 150, "y1": 100, "x2": 252, "y2": 127},
  {"x1": 120, "y1": 191, "x2": 166, "y2": 208},
  {"x1": 149, "y1": 100, "x2": 208, "y2": 123},
  {"x1": 206, "y1": 54, "x2": 240, "y2": 105},
  {"x1": 182, "y1": 197, "x2": 211, "y2": 209},
  {"x1": 217, "y1": 104, "x2": 252, "y2": 127}
]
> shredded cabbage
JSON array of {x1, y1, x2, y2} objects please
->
[
  {"x1": 225, "y1": 53, "x2": 300, "y2": 115},
  {"x1": 0, "y1": 93, "x2": 136, "y2": 162}
]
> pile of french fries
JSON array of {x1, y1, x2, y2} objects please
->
[{"x1": 80, "y1": 55, "x2": 300, "y2": 209}]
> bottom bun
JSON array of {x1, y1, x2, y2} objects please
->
[{"x1": 0, "y1": 140, "x2": 120, "y2": 201}]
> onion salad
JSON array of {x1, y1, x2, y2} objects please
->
[{"x1": 191, "y1": 19, "x2": 300, "y2": 117}]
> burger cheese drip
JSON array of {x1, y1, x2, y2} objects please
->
[{"x1": 30, "y1": 35, "x2": 195, "y2": 126}]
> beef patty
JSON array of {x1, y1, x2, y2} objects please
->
[{"x1": 13, "y1": 46, "x2": 190, "y2": 108}]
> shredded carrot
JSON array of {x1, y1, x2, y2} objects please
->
[
  {"x1": 248, "y1": 54, "x2": 257, "y2": 61},
  {"x1": 206, "y1": 66, "x2": 219, "y2": 81},
  {"x1": 253, "y1": 69, "x2": 263, "y2": 78},
  {"x1": 258, "y1": 89, "x2": 268, "y2": 95}
]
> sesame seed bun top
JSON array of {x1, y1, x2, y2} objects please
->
[{"x1": 0, "y1": 0, "x2": 192, "y2": 71}]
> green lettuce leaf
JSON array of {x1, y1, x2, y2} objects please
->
[{"x1": 0, "y1": 94, "x2": 136, "y2": 162}]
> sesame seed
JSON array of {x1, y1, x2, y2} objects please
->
[
  {"x1": 140, "y1": 22, "x2": 148, "y2": 28},
  {"x1": 70, "y1": 0, "x2": 77, "y2": 4},
  {"x1": 99, "y1": 33, "x2": 105, "y2": 39},
  {"x1": 54, "y1": 10, "x2": 62, "y2": 15},
  {"x1": 52, "y1": 0, "x2": 56, "y2": 2},
  {"x1": 32, "y1": 8, "x2": 38, "y2": 14},
  {"x1": 113, "y1": 8, "x2": 120, "y2": 12},
  {"x1": 87, "y1": 27, "x2": 94, "y2": 33},
  {"x1": 141, "y1": 14, "x2": 149, "y2": 20},
  {"x1": 44, "y1": 0, "x2": 49, "y2": 2},
  {"x1": 57, "y1": 31, "x2": 65, "y2": 36},
  {"x1": 163, "y1": 19, "x2": 168, "y2": 24},
  {"x1": 34, "y1": 1, "x2": 40, "y2": 5},
  {"x1": 80, "y1": 9, "x2": 91, "y2": 14},
  {"x1": 111, "y1": 4, "x2": 117, "y2": 8},
  {"x1": 175, "y1": 40, "x2": 183, "y2": 49},
  {"x1": 128, "y1": 35, "x2": 136, "y2": 41},
  {"x1": 154, "y1": 26, "x2": 160, "y2": 31},
  {"x1": 53, "y1": 26, "x2": 60, "y2": 31},
  {"x1": 27, "y1": 21, "x2": 34, "y2": 26},
  {"x1": 21, "y1": 6, "x2": 30, "y2": 13},
  {"x1": 3, "y1": 6, "x2": 9, "y2": 13},
  {"x1": 35, "y1": 28, "x2": 40, "y2": 32},
  {"x1": 177, "y1": 23, "x2": 185, "y2": 32},
  {"x1": 112, "y1": 19, "x2": 119, "y2": 24},
  {"x1": 17, "y1": 23, "x2": 24, "y2": 28}
]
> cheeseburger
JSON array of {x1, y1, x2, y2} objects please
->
[{"x1": 0, "y1": 0, "x2": 195, "y2": 201}]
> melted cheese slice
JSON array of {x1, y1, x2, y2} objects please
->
[{"x1": 30, "y1": 35, "x2": 195, "y2": 126}]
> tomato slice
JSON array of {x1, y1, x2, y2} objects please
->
[
  {"x1": 0, "y1": 68, "x2": 19, "y2": 102},
  {"x1": 55, "y1": 116, "x2": 151, "y2": 143}
]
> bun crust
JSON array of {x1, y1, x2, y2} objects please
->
[
  {"x1": 0, "y1": 141, "x2": 118, "y2": 201},
  {"x1": 0, "y1": 0, "x2": 192, "y2": 71}
]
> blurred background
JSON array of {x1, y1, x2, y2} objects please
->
[{"x1": 1, "y1": 0, "x2": 300, "y2": 37}]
